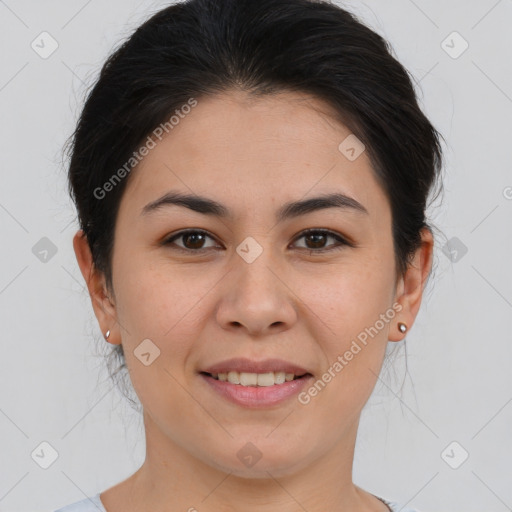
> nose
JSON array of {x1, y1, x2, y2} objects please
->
[{"x1": 215, "y1": 246, "x2": 298, "y2": 337}]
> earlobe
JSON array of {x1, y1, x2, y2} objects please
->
[
  {"x1": 72, "y1": 229, "x2": 120, "y2": 343},
  {"x1": 389, "y1": 227, "x2": 434, "y2": 342}
]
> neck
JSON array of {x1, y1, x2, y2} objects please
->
[{"x1": 102, "y1": 411, "x2": 389, "y2": 512}]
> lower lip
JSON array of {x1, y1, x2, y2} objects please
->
[{"x1": 200, "y1": 373, "x2": 313, "y2": 408}]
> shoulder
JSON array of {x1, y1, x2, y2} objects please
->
[
  {"x1": 388, "y1": 503, "x2": 422, "y2": 512},
  {"x1": 375, "y1": 495, "x2": 422, "y2": 512},
  {"x1": 55, "y1": 491, "x2": 420, "y2": 512},
  {"x1": 53, "y1": 493, "x2": 106, "y2": 512}
]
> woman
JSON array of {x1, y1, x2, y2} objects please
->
[{"x1": 56, "y1": 0, "x2": 443, "y2": 510}]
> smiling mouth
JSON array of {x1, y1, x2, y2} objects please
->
[{"x1": 200, "y1": 371, "x2": 311, "y2": 387}]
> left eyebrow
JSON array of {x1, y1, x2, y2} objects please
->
[{"x1": 140, "y1": 191, "x2": 369, "y2": 221}]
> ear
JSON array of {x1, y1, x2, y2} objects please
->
[
  {"x1": 388, "y1": 227, "x2": 434, "y2": 342},
  {"x1": 72, "y1": 229, "x2": 121, "y2": 345}
]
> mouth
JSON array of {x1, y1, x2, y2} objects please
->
[
  {"x1": 200, "y1": 370, "x2": 311, "y2": 387},
  {"x1": 198, "y1": 359, "x2": 314, "y2": 408},
  {"x1": 198, "y1": 357, "x2": 314, "y2": 407}
]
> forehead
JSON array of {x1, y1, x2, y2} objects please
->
[{"x1": 120, "y1": 90, "x2": 390, "y2": 224}]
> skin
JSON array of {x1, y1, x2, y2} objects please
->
[{"x1": 74, "y1": 89, "x2": 433, "y2": 512}]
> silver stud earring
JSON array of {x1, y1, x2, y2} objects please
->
[
  {"x1": 105, "y1": 329, "x2": 111, "y2": 340},
  {"x1": 398, "y1": 322, "x2": 407, "y2": 333}
]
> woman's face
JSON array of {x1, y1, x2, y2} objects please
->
[{"x1": 75, "y1": 90, "x2": 432, "y2": 478}]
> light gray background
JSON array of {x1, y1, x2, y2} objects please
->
[{"x1": 1, "y1": 1, "x2": 511, "y2": 511}]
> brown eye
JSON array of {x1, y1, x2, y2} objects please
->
[
  {"x1": 304, "y1": 232, "x2": 328, "y2": 249},
  {"x1": 181, "y1": 232, "x2": 207, "y2": 249},
  {"x1": 164, "y1": 230, "x2": 219, "y2": 252},
  {"x1": 292, "y1": 229, "x2": 352, "y2": 252}
]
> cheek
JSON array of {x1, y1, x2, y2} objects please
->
[
  {"x1": 112, "y1": 262, "x2": 203, "y2": 418},
  {"x1": 306, "y1": 255, "x2": 395, "y2": 336},
  {"x1": 112, "y1": 256, "x2": 217, "y2": 388},
  {"x1": 113, "y1": 253, "x2": 203, "y2": 335},
  {"x1": 302, "y1": 257, "x2": 395, "y2": 399}
]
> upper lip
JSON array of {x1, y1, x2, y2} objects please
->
[{"x1": 201, "y1": 357, "x2": 311, "y2": 376}]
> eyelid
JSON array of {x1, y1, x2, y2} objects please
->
[{"x1": 163, "y1": 228, "x2": 354, "y2": 253}]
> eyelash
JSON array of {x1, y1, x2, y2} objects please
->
[{"x1": 162, "y1": 228, "x2": 353, "y2": 254}]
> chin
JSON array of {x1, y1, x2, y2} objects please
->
[{"x1": 204, "y1": 443, "x2": 311, "y2": 479}]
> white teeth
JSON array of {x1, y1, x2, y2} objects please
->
[
  {"x1": 240, "y1": 372, "x2": 258, "y2": 386},
  {"x1": 227, "y1": 371, "x2": 240, "y2": 384},
  {"x1": 274, "y1": 372, "x2": 286, "y2": 384},
  {"x1": 256, "y1": 372, "x2": 275, "y2": 387},
  {"x1": 211, "y1": 371, "x2": 303, "y2": 386}
]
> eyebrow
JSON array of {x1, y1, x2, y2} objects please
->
[{"x1": 140, "y1": 190, "x2": 369, "y2": 221}]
